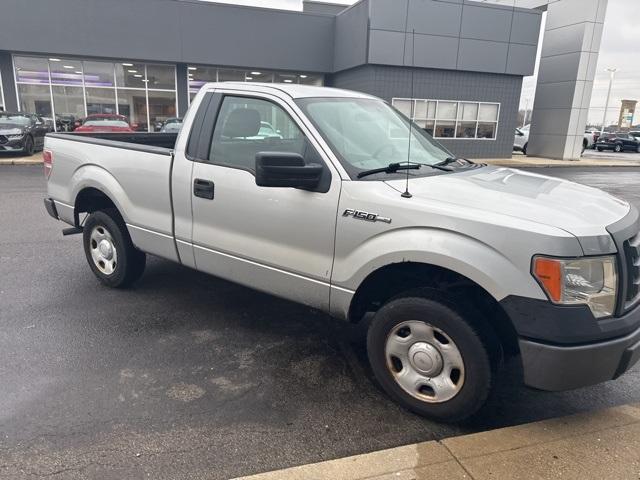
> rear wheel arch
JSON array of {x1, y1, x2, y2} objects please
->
[
  {"x1": 347, "y1": 262, "x2": 520, "y2": 359},
  {"x1": 74, "y1": 187, "x2": 119, "y2": 226}
]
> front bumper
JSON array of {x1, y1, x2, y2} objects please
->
[
  {"x1": 0, "y1": 137, "x2": 26, "y2": 152},
  {"x1": 501, "y1": 295, "x2": 640, "y2": 391},
  {"x1": 519, "y1": 325, "x2": 640, "y2": 391}
]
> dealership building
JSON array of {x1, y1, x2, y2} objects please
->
[{"x1": 0, "y1": 0, "x2": 546, "y2": 158}]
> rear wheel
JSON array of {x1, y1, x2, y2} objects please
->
[
  {"x1": 367, "y1": 290, "x2": 495, "y2": 422},
  {"x1": 83, "y1": 209, "x2": 146, "y2": 288},
  {"x1": 636, "y1": 145, "x2": 640, "y2": 153},
  {"x1": 614, "y1": 143, "x2": 623, "y2": 153},
  {"x1": 597, "y1": 147, "x2": 603, "y2": 152},
  {"x1": 522, "y1": 143, "x2": 528, "y2": 156}
]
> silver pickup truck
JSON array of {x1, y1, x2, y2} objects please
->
[{"x1": 44, "y1": 83, "x2": 640, "y2": 422}]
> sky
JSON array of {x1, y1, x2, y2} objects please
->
[{"x1": 207, "y1": 0, "x2": 639, "y2": 126}]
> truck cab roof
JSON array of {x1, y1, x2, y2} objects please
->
[{"x1": 201, "y1": 82, "x2": 377, "y2": 100}]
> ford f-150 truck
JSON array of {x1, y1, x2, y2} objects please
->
[{"x1": 44, "y1": 83, "x2": 640, "y2": 422}]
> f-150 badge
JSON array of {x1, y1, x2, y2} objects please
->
[{"x1": 343, "y1": 209, "x2": 392, "y2": 224}]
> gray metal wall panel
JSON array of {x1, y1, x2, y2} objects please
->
[
  {"x1": 334, "y1": 1, "x2": 370, "y2": 73},
  {"x1": 330, "y1": 65, "x2": 522, "y2": 158},
  {"x1": 0, "y1": 0, "x2": 334, "y2": 73},
  {"x1": 457, "y1": 39, "x2": 509, "y2": 73},
  {"x1": 406, "y1": 0, "x2": 463, "y2": 37},
  {"x1": 510, "y1": 11, "x2": 543, "y2": 45},
  {"x1": 367, "y1": 0, "x2": 540, "y2": 76},
  {"x1": 505, "y1": 43, "x2": 538, "y2": 75},
  {"x1": 460, "y1": 4, "x2": 513, "y2": 43},
  {"x1": 179, "y1": 2, "x2": 334, "y2": 72},
  {"x1": 368, "y1": 0, "x2": 409, "y2": 31},
  {"x1": 368, "y1": 30, "x2": 406, "y2": 66},
  {"x1": 404, "y1": 34, "x2": 459, "y2": 70},
  {"x1": 303, "y1": 1, "x2": 349, "y2": 14}
]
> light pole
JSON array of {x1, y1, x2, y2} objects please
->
[{"x1": 600, "y1": 68, "x2": 618, "y2": 136}]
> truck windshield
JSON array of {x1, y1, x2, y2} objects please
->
[{"x1": 296, "y1": 97, "x2": 454, "y2": 179}]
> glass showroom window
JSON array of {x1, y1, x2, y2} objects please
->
[
  {"x1": 13, "y1": 55, "x2": 177, "y2": 132},
  {"x1": 392, "y1": 98, "x2": 500, "y2": 140},
  {"x1": 187, "y1": 65, "x2": 323, "y2": 104}
]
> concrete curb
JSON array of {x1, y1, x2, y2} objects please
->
[
  {"x1": 233, "y1": 403, "x2": 640, "y2": 480},
  {"x1": 0, "y1": 157, "x2": 42, "y2": 165}
]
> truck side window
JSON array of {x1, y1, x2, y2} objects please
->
[{"x1": 209, "y1": 96, "x2": 313, "y2": 172}]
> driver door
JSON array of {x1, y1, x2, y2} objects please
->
[{"x1": 189, "y1": 92, "x2": 341, "y2": 311}]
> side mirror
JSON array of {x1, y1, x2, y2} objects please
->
[{"x1": 255, "y1": 152, "x2": 323, "y2": 190}]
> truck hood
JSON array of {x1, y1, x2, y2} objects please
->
[{"x1": 384, "y1": 166, "x2": 629, "y2": 239}]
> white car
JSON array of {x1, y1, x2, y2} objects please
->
[
  {"x1": 514, "y1": 125, "x2": 529, "y2": 155},
  {"x1": 515, "y1": 124, "x2": 592, "y2": 155}
]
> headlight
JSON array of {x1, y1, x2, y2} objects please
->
[
  {"x1": 533, "y1": 256, "x2": 617, "y2": 318},
  {"x1": 7, "y1": 134, "x2": 24, "y2": 140}
]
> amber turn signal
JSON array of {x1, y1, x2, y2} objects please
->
[{"x1": 533, "y1": 257, "x2": 562, "y2": 302}]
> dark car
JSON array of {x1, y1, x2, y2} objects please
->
[
  {"x1": 596, "y1": 132, "x2": 640, "y2": 153},
  {"x1": 0, "y1": 112, "x2": 51, "y2": 155}
]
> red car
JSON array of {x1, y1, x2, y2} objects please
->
[{"x1": 75, "y1": 114, "x2": 134, "y2": 133}]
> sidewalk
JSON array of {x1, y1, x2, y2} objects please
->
[
  {"x1": 234, "y1": 403, "x2": 640, "y2": 480},
  {"x1": 479, "y1": 150, "x2": 640, "y2": 168}
]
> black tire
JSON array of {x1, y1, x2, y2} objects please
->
[
  {"x1": 636, "y1": 145, "x2": 640, "y2": 154},
  {"x1": 23, "y1": 135, "x2": 34, "y2": 156},
  {"x1": 597, "y1": 147, "x2": 603, "y2": 152},
  {"x1": 582, "y1": 140, "x2": 587, "y2": 154},
  {"x1": 83, "y1": 209, "x2": 146, "y2": 288},
  {"x1": 522, "y1": 143, "x2": 528, "y2": 156},
  {"x1": 367, "y1": 289, "x2": 495, "y2": 422},
  {"x1": 614, "y1": 143, "x2": 623, "y2": 153}
]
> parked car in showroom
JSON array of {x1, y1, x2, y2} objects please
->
[
  {"x1": 0, "y1": 112, "x2": 51, "y2": 154},
  {"x1": 74, "y1": 114, "x2": 134, "y2": 133},
  {"x1": 160, "y1": 118, "x2": 184, "y2": 133},
  {"x1": 43, "y1": 83, "x2": 640, "y2": 422},
  {"x1": 596, "y1": 132, "x2": 640, "y2": 153}
]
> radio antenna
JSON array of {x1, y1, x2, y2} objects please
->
[{"x1": 401, "y1": 29, "x2": 416, "y2": 199}]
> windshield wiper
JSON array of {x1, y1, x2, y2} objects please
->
[
  {"x1": 357, "y1": 162, "x2": 421, "y2": 179},
  {"x1": 436, "y1": 157, "x2": 474, "y2": 167},
  {"x1": 357, "y1": 160, "x2": 455, "y2": 179}
]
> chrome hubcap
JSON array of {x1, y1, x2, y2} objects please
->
[
  {"x1": 89, "y1": 226, "x2": 118, "y2": 275},
  {"x1": 385, "y1": 321, "x2": 465, "y2": 403}
]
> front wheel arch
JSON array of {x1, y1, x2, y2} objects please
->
[{"x1": 348, "y1": 262, "x2": 520, "y2": 359}]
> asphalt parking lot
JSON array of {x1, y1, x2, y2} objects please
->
[{"x1": 1, "y1": 165, "x2": 639, "y2": 479}]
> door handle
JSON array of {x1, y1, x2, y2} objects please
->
[{"x1": 193, "y1": 178, "x2": 215, "y2": 200}]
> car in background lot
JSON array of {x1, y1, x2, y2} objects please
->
[
  {"x1": 584, "y1": 130, "x2": 598, "y2": 149},
  {"x1": 74, "y1": 114, "x2": 134, "y2": 133},
  {"x1": 514, "y1": 126, "x2": 529, "y2": 154},
  {"x1": 160, "y1": 119, "x2": 183, "y2": 133},
  {"x1": 515, "y1": 124, "x2": 594, "y2": 155},
  {"x1": 630, "y1": 131, "x2": 640, "y2": 141},
  {"x1": 596, "y1": 132, "x2": 640, "y2": 153},
  {"x1": 0, "y1": 112, "x2": 51, "y2": 154}
]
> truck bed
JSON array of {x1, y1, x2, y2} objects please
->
[{"x1": 46, "y1": 132, "x2": 178, "y2": 153}]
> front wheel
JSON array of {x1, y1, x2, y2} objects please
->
[
  {"x1": 367, "y1": 291, "x2": 494, "y2": 422},
  {"x1": 522, "y1": 143, "x2": 528, "y2": 156},
  {"x1": 23, "y1": 136, "x2": 34, "y2": 156},
  {"x1": 83, "y1": 209, "x2": 146, "y2": 288}
]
